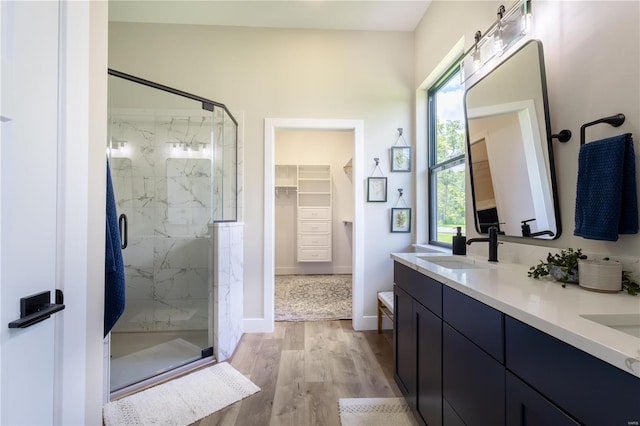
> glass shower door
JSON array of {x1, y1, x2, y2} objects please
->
[{"x1": 107, "y1": 74, "x2": 216, "y2": 392}]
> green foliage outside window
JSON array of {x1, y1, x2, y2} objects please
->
[{"x1": 436, "y1": 118, "x2": 466, "y2": 235}]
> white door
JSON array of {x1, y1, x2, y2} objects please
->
[{"x1": 1, "y1": 1, "x2": 65, "y2": 424}]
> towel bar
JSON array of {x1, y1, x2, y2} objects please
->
[{"x1": 580, "y1": 113, "x2": 625, "y2": 145}]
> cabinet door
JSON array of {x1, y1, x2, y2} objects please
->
[
  {"x1": 506, "y1": 317, "x2": 640, "y2": 424},
  {"x1": 415, "y1": 302, "x2": 442, "y2": 425},
  {"x1": 443, "y1": 398, "x2": 465, "y2": 426},
  {"x1": 443, "y1": 286, "x2": 504, "y2": 363},
  {"x1": 506, "y1": 372, "x2": 579, "y2": 426},
  {"x1": 443, "y1": 323, "x2": 505, "y2": 426},
  {"x1": 394, "y1": 285, "x2": 416, "y2": 403}
]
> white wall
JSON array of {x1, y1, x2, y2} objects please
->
[
  {"x1": 60, "y1": 1, "x2": 108, "y2": 423},
  {"x1": 275, "y1": 129, "x2": 353, "y2": 275},
  {"x1": 414, "y1": 1, "x2": 640, "y2": 265},
  {"x1": 109, "y1": 24, "x2": 414, "y2": 327}
]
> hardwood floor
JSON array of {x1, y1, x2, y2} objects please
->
[{"x1": 194, "y1": 320, "x2": 402, "y2": 426}]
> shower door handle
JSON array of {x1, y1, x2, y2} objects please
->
[{"x1": 118, "y1": 213, "x2": 128, "y2": 250}]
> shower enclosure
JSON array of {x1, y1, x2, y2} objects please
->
[{"x1": 107, "y1": 70, "x2": 237, "y2": 393}]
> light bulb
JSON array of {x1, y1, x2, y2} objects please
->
[
  {"x1": 494, "y1": 28, "x2": 504, "y2": 55},
  {"x1": 472, "y1": 48, "x2": 481, "y2": 70}
]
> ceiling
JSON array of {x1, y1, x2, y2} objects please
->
[{"x1": 109, "y1": 0, "x2": 433, "y2": 32}]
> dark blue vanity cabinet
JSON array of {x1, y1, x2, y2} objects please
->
[
  {"x1": 506, "y1": 317, "x2": 640, "y2": 425},
  {"x1": 394, "y1": 262, "x2": 442, "y2": 426},
  {"x1": 393, "y1": 260, "x2": 640, "y2": 426}
]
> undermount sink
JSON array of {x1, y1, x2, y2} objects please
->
[
  {"x1": 580, "y1": 314, "x2": 640, "y2": 338},
  {"x1": 417, "y1": 256, "x2": 493, "y2": 270}
]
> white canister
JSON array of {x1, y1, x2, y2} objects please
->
[{"x1": 577, "y1": 259, "x2": 622, "y2": 293}]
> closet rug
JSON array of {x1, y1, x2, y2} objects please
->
[
  {"x1": 103, "y1": 362, "x2": 260, "y2": 426},
  {"x1": 275, "y1": 274, "x2": 352, "y2": 321}
]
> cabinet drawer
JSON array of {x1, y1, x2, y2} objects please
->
[
  {"x1": 298, "y1": 234, "x2": 330, "y2": 247},
  {"x1": 443, "y1": 286, "x2": 504, "y2": 363},
  {"x1": 393, "y1": 262, "x2": 442, "y2": 317},
  {"x1": 297, "y1": 247, "x2": 331, "y2": 261},
  {"x1": 506, "y1": 371, "x2": 579, "y2": 426},
  {"x1": 506, "y1": 317, "x2": 640, "y2": 425},
  {"x1": 299, "y1": 208, "x2": 330, "y2": 220},
  {"x1": 298, "y1": 221, "x2": 330, "y2": 233}
]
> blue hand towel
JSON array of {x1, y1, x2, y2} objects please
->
[
  {"x1": 104, "y1": 159, "x2": 126, "y2": 336},
  {"x1": 574, "y1": 133, "x2": 638, "y2": 241}
]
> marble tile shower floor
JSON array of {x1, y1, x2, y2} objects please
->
[{"x1": 110, "y1": 330, "x2": 209, "y2": 391}]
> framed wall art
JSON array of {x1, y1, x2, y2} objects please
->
[
  {"x1": 390, "y1": 146, "x2": 411, "y2": 172},
  {"x1": 391, "y1": 207, "x2": 411, "y2": 233},
  {"x1": 367, "y1": 177, "x2": 387, "y2": 202}
]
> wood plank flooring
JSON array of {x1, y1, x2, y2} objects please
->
[{"x1": 194, "y1": 320, "x2": 402, "y2": 426}]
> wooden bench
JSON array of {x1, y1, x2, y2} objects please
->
[{"x1": 377, "y1": 291, "x2": 394, "y2": 333}]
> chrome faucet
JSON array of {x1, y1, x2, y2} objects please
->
[{"x1": 466, "y1": 225, "x2": 500, "y2": 262}]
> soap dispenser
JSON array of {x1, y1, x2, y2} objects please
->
[{"x1": 452, "y1": 227, "x2": 467, "y2": 255}]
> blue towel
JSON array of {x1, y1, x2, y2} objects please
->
[
  {"x1": 574, "y1": 133, "x2": 638, "y2": 241},
  {"x1": 104, "y1": 159, "x2": 126, "y2": 336}
]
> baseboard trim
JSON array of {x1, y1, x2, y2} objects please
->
[
  {"x1": 242, "y1": 314, "x2": 386, "y2": 333},
  {"x1": 242, "y1": 318, "x2": 274, "y2": 333},
  {"x1": 274, "y1": 266, "x2": 353, "y2": 275},
  {"x1": 358, "y1": 314, "x2": 392, "y2": 331}
]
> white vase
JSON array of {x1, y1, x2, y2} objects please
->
[{"x1": 578, "y1": 259, "x2": 622, "y2": 293}]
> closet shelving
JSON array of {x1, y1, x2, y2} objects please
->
[
  {"x1": 275, "y1": 164, "x2": 333, "y2": 262},
  {"x1": 297, "y1": 165, "x2": 332, "y2": 262},
  {"x1": 275, "y1": 164, "x2": 298, "y2": 190}
]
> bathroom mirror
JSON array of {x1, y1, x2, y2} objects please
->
[{"x1": 464, "y1": 40, "x2": 561, "y2": 239}]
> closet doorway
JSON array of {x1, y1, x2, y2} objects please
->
[
  {"x1": 264, "y1": 119, "x2": 365, "y2": 331},
  {"x1": 274, "y1": 130, "x2": 354, "y2": 321}
]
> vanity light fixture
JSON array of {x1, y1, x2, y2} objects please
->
[
  {"x1": 494, "y1": 5, "x2": 506, "y2": 55},
  {"x1": 472, "y1": 31, "x2": 482, "y2": 70},
  {"x1": 109, "y1": 139, "x2": 130, "y2": 158},
  {"x1": 521, "y1": 0, "x2": 532, "y2": 34},
  {"x1": 459, "y1": 0, "x2": 532, "y2": 83},
  {"x1": 167, "y1": 140, "x2": 212, "y2": 158}
]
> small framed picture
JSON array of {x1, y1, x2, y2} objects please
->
[
  {"x1": 367, "y1": 177, "x2": 387, "y2": 202},
  {"x1": 391, "y1": 208, "x2": 411, "y2": 233},
  {"x1": 390, "y1": 146, "x2": 411, "y2": 172}
]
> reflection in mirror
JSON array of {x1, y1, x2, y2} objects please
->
[{"x1": 465, "y1": 40, "x2": 561, "y2": 239}]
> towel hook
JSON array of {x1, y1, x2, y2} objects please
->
[{"x1": 580, "y1": 113, "x2": 625, "y2": 145}]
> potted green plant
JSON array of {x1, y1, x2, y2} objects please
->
[
  {"x1": 622, "y1": 271, "x2": 640, "y2": 296},
  {"x1": 528, "y1": 248, "x2": 587, "y2": 286}
]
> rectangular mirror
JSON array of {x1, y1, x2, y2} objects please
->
[{"x1": 464, "y1": 40, "x2": 561, "y2": 239}]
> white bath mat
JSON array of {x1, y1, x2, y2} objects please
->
[
  {"x1": 338, "y1": 397, "x2": 417, "y2": 426},
  {"x1": 104, "y1": 362, "x2": 260, "y2": 426},
  {"x1": 110, "y1": 338, "x2": 202, "y2": 390}
]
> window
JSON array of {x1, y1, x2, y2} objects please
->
[{"x1": 428, "y1": 65, "x2": 466, "y2": 246}]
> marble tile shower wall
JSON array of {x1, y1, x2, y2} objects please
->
[
  {"x1": 110, "y1": 114, "x2": 216, "y2": 332},
  {"x1": 212, "y1": 111, "x2": 239, "y2": 222}
]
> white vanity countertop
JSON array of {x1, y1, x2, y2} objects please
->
[{"x1": 391, "y1": 252, "x2": 640, "y2": 379}]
